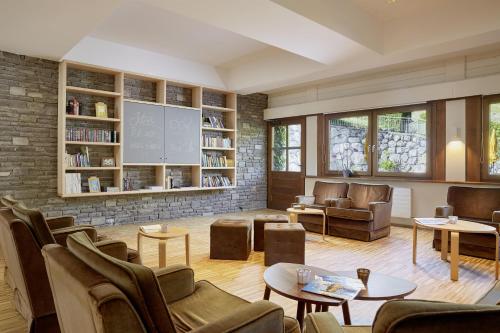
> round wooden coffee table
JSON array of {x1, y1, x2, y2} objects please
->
[
  {"x1": 413, "y1": 218, "x2": 499, "y2": 281},
  {"x1": 263, "y1": 263, "x2": 416, "y2": 329},
  {"x1": 137, "y1": 226, "x2": 190, "y2": 268},
  {"x1": 287, "y1": 207, "x2": 326, "y2": 240}
]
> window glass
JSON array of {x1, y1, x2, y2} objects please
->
[
  {"x1": 376, "y1": 110, "x2": 427, "y2": 174},
  {"x1": 488, "y1": 103, "x2": 500, "y2": 175},
  {"x1": 271, "y1": 124, "x2": 302, "y2": 172}
]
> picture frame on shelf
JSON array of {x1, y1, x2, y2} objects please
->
[
  {"x1": 88, "y1": 176, "x2": 101, "y2": 193},
  {"x1": 95, "y1": 102, "x2": 108, "y2": 118},
  {"x1": 101, "y1": 157, "x2": 115, "y2": 167}
]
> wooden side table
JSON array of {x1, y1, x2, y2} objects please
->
[
  {"x1": 286, "y1": 207, "x2": 326, "y2": 240},
  {"x1": 137, "y1": 226, "x2": 190, "y2": 268}
]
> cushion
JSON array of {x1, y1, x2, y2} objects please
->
[
  {"x1": 327, "y1": 207, "x2": 373, "y2": 221},
  {"x1": 348, "y1": 183, "x2": 391, "y2": 209},
  {"x1": 67, "y1": 232, "x2": 176, "y2": 333},
  {"x1": 12, "y1": 204, "x2": 56, "y2": 246},
  {"x1": 313, "y1": 182, "x2": 348, "y2": 205},
  {"x1": 448, "y1": 186, "x2": 500, "y2": 221}
]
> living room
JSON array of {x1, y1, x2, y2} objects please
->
[{"x1": 1, "y1": 0, "x2": 500, "y2": 332}]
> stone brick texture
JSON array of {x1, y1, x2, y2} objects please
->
[{"x1": 0, "y1": 51, "x2": 268, "y2": 225}]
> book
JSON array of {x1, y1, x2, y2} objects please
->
[
  {"x1": 64, "y1": 173, "x2": 82, "y2": 194},
  {"x1": 140, "y1": 225, "x2": 162, "y2": 233},
  {"x1": 302, "y1": 275, "x2": 365, "y2": 301}
]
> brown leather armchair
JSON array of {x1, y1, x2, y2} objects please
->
[
  {"x1": 434, "y1": 186, "x2": 500, "y2": 259},
  {"x1": 292, "y1": 181, "x2": 348, "y2": 233},
  {"x1": 304, "y1": 281, "x2": 500, "y2": 333},
  {"x1": 0, "y1": 203, "x2": 140, "y2": 333},
  {"x1": 42, "y1": 232, "x2": 301, "y2": 333},
  {"x1": 326, "y1": 183, "x2": 393, "y2": 241}
]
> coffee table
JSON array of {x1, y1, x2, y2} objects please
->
[
  {"x1": 413, "y1": 218, "x2": 499, "y2": 281},
  {"x1": 263, "y1": 263, "x2": 416, "y2": 329},
  {"x1": 137, "y1": 226, "x2": 190, "y2": 268},
  {"x1": 287, "y1": 207, "x2": 326, "y2": 240}
]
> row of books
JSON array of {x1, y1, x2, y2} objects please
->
[
  {"x1": 202, "y1": 176, "x2": 232, "y2": 188},
  {"x1": 202, "y1": 135, "x2": 232, "y2": 148},
  {"x1": 64, "y1": 147, "x2": 90, "y2": 167},
  {"x1": 202, "y1": 154, "x2": 228, "y2": 167},
  {"x1": 66, "y1": 127, "x2": 119, "y2": 143},
  {"x1": 202, "y1": 116, "x2": 225, "y2": 129}
]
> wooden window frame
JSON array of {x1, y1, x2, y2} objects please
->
[
  {"x1": 481, "y1": 94, "x2": 500, "y2": 181},
  {"x1": 268, "y1": 117, "x2": 306, "y2": 174}
]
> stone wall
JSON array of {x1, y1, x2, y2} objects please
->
[{"x1": 0, "y1": 51, "x2": 267, "y2": 225}]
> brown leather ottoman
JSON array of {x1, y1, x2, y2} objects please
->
[
  {"x1": 210, "y1": 219, "x2": 252, "y2": 260},
  {"x1": 264, "y1": 223, "x2": 305, "y2": 266},
  {"x1": 253, "y1": 214, "x2": 289, "y2": 251}
]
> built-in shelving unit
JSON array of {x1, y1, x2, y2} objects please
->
[{"x1": 58, "y1": 61, "x2": 237, "y2": 197}]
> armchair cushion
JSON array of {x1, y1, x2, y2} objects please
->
[
  {"x1": 435, "y1": 205, "x2": 454, "y2": 218},
  {"x1": 295, "y1": 195, "x2": 316, "y2": 205},
  {"x1": 327, "y1": 207, "x2": 373, "y2": 221},
  {"x1": 45, "y1": 216, "x2": 74, "y2": 230},
  {"x1": 156, "y1": 265, "x2": 195, "y2": 304},
  {"x1": 312, "y1": 182, "x2": 349, "y2": 205},
  {"x1": 52, "y1": 225, "x2": 98, "y2": 246},
  {"x1": 373, "y1": 299, "x2": 500, "y2": 333},
  {"x1": 348, "y1": 183, "x2": 392, "y2": 210},
  {"x1": 94, "y1": 239, "x2": 130, "y2": 262},
  {"x1": 330, "y1": 198, "x2": 352, "y2": 209},
  {"x1": 12, "y1": 204, "x2": 56, "y2": 246},
  {"x1": 493, "y1": 211, "x2": 500, "y2": 224}
]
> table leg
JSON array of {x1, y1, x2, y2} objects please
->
[
  {"x1": 322, "y1": 213, "x2": 326, "y2": 241},
  {"x1": 137, "y1": 233, "x2": 142, "y2": 258},
  {"x1": 441, "y1": 229, "x2": 449, "y2": 261},
  {"x1": 321, "y1": 305, "x2": 329, "y2": 312},
  {"x1": 341, "y1": 302, "x2": 351, "y2": 325},
  {"x1": 315, "y1": 304, "x2": 321, "y2": 312},
  {"x1": 296, "y1": 301, "x2": 305, "y2": 330},
  {"x1": 495, "y1": 233, "x2": 499, "y2": 280},
  {"x1": 289, "y1": 212, "x2": 298, "y2": 224},
  {"x1": 159, "y1": 239, "x2": 167, "y2": 268},
  {"x1": 263, "y1": 286, "x2": 271, "y2": 300},
  {"x1": 306, "y1": 303, "x2": 312, "y2": 313},
  {"x1": 412, "y1": 222, "x2": 417, "y2": 264},
  {"x1": 185, "y1": 234, "x2": 191, "y2": 266},
  {"x1": 450, "y1": 231, "x2": 459, "y2": 281}
]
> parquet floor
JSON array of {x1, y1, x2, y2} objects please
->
[{"x1": 1, "y1": 209, "x2": 498, "y2": 332}]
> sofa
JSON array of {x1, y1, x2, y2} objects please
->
[
  {"x1": 434, "y1": 186, "x2": 500, "y2": 259},
  {"x1": 293, "y1": 181, "x2": 349, "y2": 233},
  {"x1": 0, "y1": 201, "x2": 140, "y2": 333},
  {"x1": 42, "y1": 232, "x2": 300, "y2": 333},
  {"x1": 304, "y1": 280, "x2": 500, "y2": 333},
  {"x1": 326, "y1": 183, "x2": 393, "y2": 241}
]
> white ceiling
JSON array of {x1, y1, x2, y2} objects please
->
[{"x1": 2, "y1": 0, "x2": 500, "y2": 94}]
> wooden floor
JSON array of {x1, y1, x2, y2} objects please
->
[{"x1": 1, "y1": 209, "x2": 498, "y2": 332}]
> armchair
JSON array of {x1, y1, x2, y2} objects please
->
[
  {"x1": 292, "y1": 181, "x2": 349, "y2": 234},
  {"x1": 434, "y1": 186, "x2": 500, "y2": 259},
  {"x1": 42, "y1": 232, "x2": 300, "y2": 333},
  {"x1": 326, "y1": 183, "x2": 393, "y2": 241}
]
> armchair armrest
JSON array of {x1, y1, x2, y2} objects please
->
[
  {"x1": 369, "y1": 201, "x2": 392, "y2": 230},
  {"x1": 492, "y1": 211, "x2": 500, "y2": 224},
  {"x1": 330, "y1": 198, "x2": 351, "y2": 208},
  {"x1": 192, "y1": 300, "x2": 285, "y2": 333},
  {"x1": 295, "y1": 195, "x2": 315, "y2": 205},
  {"x1": 155, "y1": 264, "x2": 195, "y2": 303},
  {"x1": 304, "y1": 312, "x2": 344, "y2": 333},
  {"x1": 373, "y1": 300, "x2": 500, "y2": 333},
  {"x1": 94, "y1": 239, "x2": 128, "y2": 261},
  {"x1": 435, "y1": 205, "x2": 453, "y2": 218},
  {"x1": 52, "y1": 225, "x2": 97, "y2": 246},
  {"x1": 46, "y1": 215, "x2": 74, "y2": 230}
]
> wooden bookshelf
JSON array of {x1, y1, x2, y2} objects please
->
[{"x1": 58, "y1": 61, "x2": 237, "y2": 197}]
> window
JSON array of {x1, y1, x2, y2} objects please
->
[
  {"x1": 271, "y1": 123, "x2": 302, "y2": 172},
  {"x1": 325, "y1": 104, "x2": 430, "y2": 177},
  {"x1": 483, "y1": 95, "x2": 500, "y2": 179}
]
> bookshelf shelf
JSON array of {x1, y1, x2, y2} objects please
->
[
  {"x1": 65, "y1": 115, "x2": 120, "y2": 123},
  {"x1": 58, "y1": 61, "x2": 237, "y2": 197},
  {"x1": 66, "y1": 86, "x2": 121, "y2": 98}
]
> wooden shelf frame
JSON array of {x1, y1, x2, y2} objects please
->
[{"x1": 58, "y1": 61, "x2": 237, "y2": 197}]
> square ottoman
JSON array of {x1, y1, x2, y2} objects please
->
[
  {"x1": 210, "y1": 219, "x2": 252, "y2": 260},
  {"x1": 264, "y1": 223, "x2": 305, "y2": 266},
  {"x1": 253, "y1": 214, "x2": 289, "y2": 251}
]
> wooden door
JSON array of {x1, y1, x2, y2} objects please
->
[{"x1": 267, "y1": 117, "x2": 306, "y2": 210}]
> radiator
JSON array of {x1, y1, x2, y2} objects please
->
[{"x1": 391, "y1": 187, "x2": 412, "y2": 218}]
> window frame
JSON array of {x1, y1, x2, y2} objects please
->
[
  {"x1": 323, "y1": 104, "x2": 432, "y2": 179},
  {"x1": 481, "y1": 94, "x2": 500, "y2": 181},
  {"x1": 269, "y1": 118, "x2": 305, "y2": 174}
]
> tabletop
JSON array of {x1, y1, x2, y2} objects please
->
[
  {"x1": 414, "y1": 218, "x2": 497, "y2": 234},
  {"x1": 287, "y1": 207, "x2": 324, "y2": 215},
  {"x1": 137, "y1": 226, "x2": 189, "y2": 239}
]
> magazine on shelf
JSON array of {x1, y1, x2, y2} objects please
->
[{"x1": 302, "y1": 275, "x2": 365, "y2": 300}]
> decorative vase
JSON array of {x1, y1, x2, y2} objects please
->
[{"x1": 342, "y1": 169, "x2": 352, "y2": 177}]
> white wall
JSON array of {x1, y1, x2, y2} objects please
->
[
  {"x1": 305, "y1": 116, "x2": 318, "y2": 176},
  {"x1": 445, "y1": 99, "x2": 466, "y2": 182}
]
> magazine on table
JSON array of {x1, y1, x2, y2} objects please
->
[
  {"x1": 415, "y1": 218, "x2": 449, "y2": 225},
  {"x1": 140, "y1": 224, "x2": 162, "y2": 233},
  {"x1": 302, "y1": 275, "x2": 365, "y2": 300}
]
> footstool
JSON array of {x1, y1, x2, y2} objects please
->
[
  {"x1": 210, "y1": 219, "x2": 252, "y2": 260},
  {"x1": 264, "y1": 223, "x2": 305, "y2": 266},
  {"x1": 254, "y1": 214, "x2": 289, "y2": 251}
]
